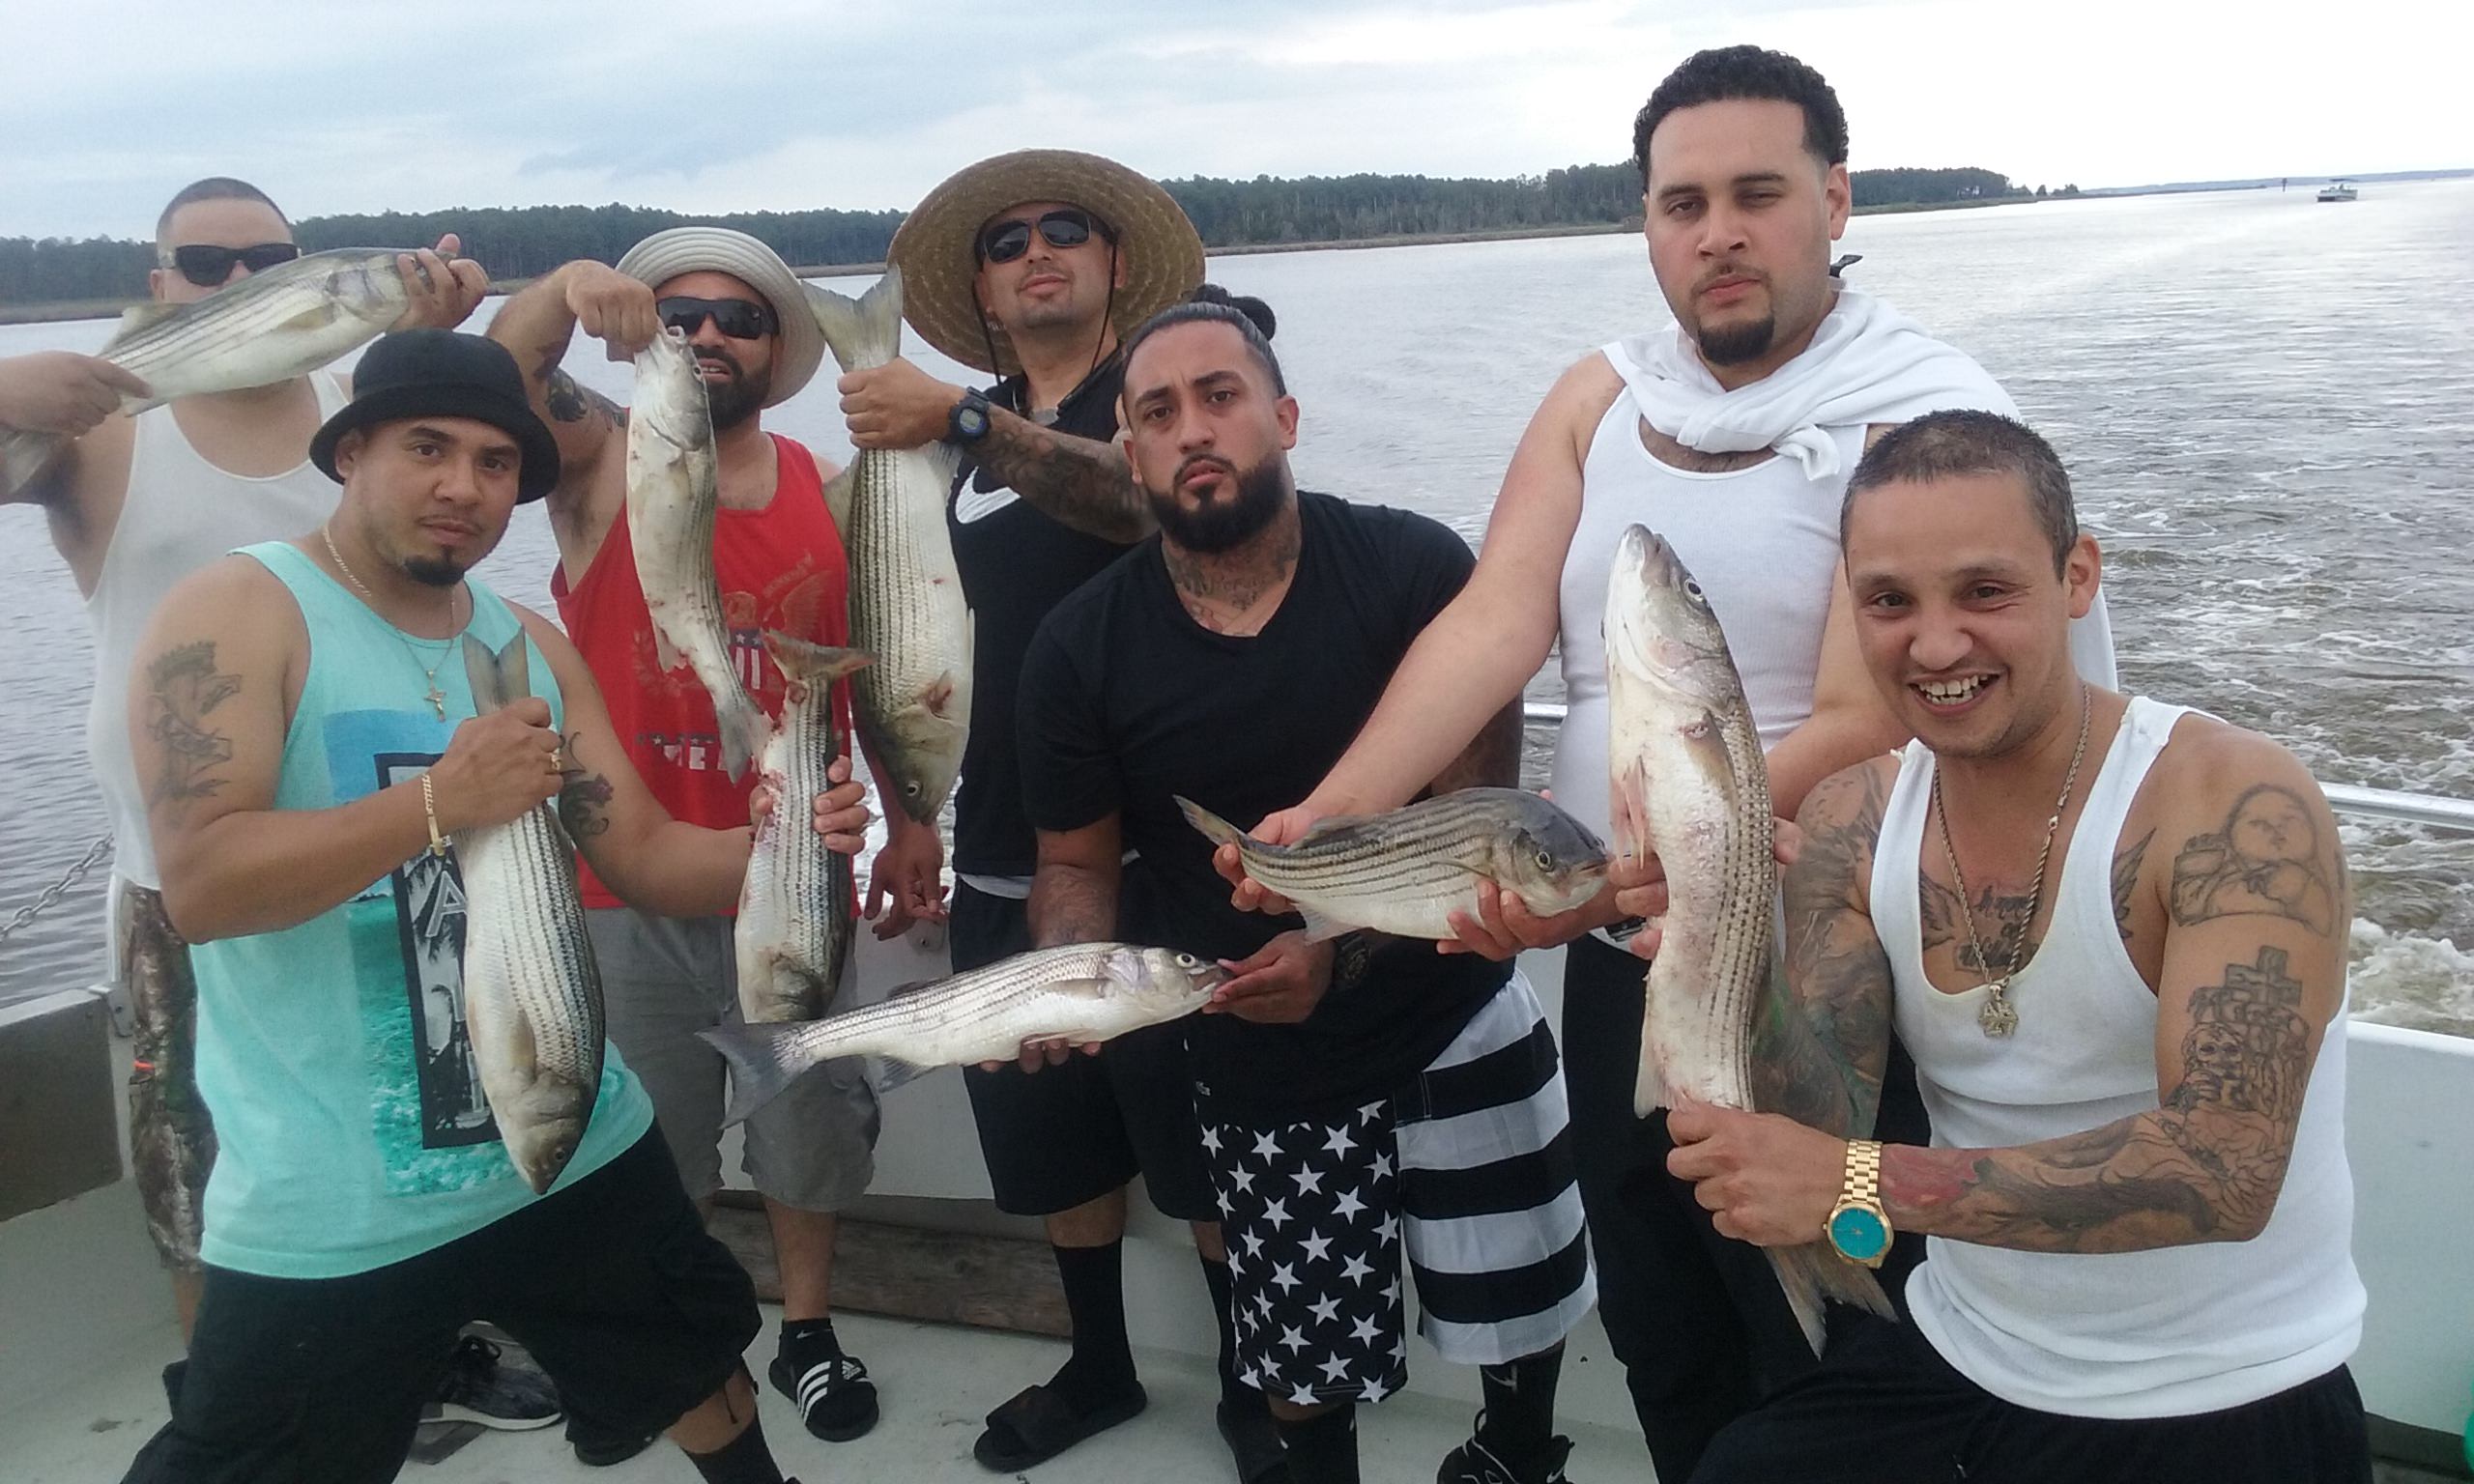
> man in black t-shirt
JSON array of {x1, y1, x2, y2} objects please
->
[{"x1": 1015, "y1": 303, "x2": 1594, "y2": 1484}]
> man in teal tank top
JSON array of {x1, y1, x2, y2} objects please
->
[{"x1": 111, "y1": 330, "x2": 869, "y2": 1484}]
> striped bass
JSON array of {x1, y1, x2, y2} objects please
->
[
  {"x1": 701, "y1": 943, "x2": 1225, "y2": 1125},
  {"x1": 1177, "y1": 787, "x2": 1608, "y2": 941},
  {"x1": 1, "y1": 247, "x2": 416, "y2": 499},
  {"x1": 805, "y1": 268, "x2": 972, "y2": 822},
  {"x1": 454, "y1": 635, "x2": 606, "y2": 1195},
  {"x1": 625, "y1": 328, "x2": 768, "y2": 782},
  {"x1": 734, "y1": 635, "x2": 873, "y2": 1024},
  {"x1": 1604, "y1": 524, "x2": 1892, "y2": 1353}
]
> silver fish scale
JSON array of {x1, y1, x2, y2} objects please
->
[
  {"x1": 1651, "y1": 702, "x2": 1775, "y2": 1104},
  {"x1": 106, "y1": 251, "x2": 406, "y2": 393},
  {"x1": 846, "y1": 447, "x2": 966, "y2": 731},
  {"x1": 736, "y1": 668, "x2": 855, "y2": 1021},
  {"x1": 626, "y1": 336, "x2": 749, "y2": 743},
  {"x1": 767, "y1": 943, "x2": 1179, "y2": 1067},
  {"x1": 459, "y1": 805, "x2": 605, "y2": 1108},
  {"x1": 1239, "y1": 795, "x2": 1508, "y2": 911}
]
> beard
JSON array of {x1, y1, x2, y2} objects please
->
[
  {"x1": 401, "y1": 555, "x2": 467, "y2": 587},
  {"x1": 1693, "y1": 312, "x2": 1777, "y2": 366},
  {"x1": 1145, "y1": 455, "x2": 1288, "y2": 555},
  {"x1": 697, "y1": 350, "x2": 771, "y2": 431}
]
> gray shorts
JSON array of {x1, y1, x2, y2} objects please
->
[{"x1": 587, "y1": 907, "x2": 877, "y2": 1211}]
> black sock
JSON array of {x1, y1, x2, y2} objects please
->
[
  {"x1": 683, "y1": 1409, "x2": 785, "y2": 1484},
  {"x1": 1050, "y1": 1241, "x2": 1136, "y2": 1410},
  {"x1": 1475, "y1": 1344, "x2": 1567, "y2": 1471},
  {"x1": 778, "y1": 1316, "x2": 841, "y2": 1369},
  {"x1": 1198, "y1": 1254, "x2": 1252, "y2": 1409},
  {"x1": 1275, "y1": 1403, "x2": 1359, "y2": 1484}
]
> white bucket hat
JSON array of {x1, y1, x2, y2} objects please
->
[{"x1": 614, "y1": 226, "x2": 824, "y2": 407}]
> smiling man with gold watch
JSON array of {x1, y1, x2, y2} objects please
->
[{"x1": 1665, "y1": 411, "x2": 2371, "y2": 1484}]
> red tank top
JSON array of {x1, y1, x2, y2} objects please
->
[{"x1": 555, "y1": 433, "x2": 853, "y2": 910}]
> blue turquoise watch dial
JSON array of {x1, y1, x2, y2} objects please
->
[{"x1": 1828, "y1": 1206, "x2": 1889, "y2": 1262}]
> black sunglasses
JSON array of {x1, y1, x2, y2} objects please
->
[
  {"x1": 977, "y1": 208, "x2": 1108, "y2": 265},
  {"x1": 655, "y1": 296, "x2": 778, "y2": 340},
  {"x1": 168, "y1": 242, "x2": 301, "y2": 287}
]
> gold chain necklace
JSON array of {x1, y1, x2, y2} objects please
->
[
  {"x1": 1930, "y1": 684, "x2": 2093, "y2": 1038},
  {"x1": 321, "y1": 525, "x2": 461, "y2": 721}
]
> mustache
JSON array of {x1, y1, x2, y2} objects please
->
[
  {"x1": 1175, "y1": 453, "x2": 1238, "y2": 486},
  {"x1": 693, "y1": 349, "x2": 742, "y2": 379},
  {"x1": 1694, "y1": 263, "x2": 1767, "y2": 294}
]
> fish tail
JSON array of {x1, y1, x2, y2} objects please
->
[
  {"x1": 460, "y1": 633, "x2": 531, "y2": 716},
  {"x1": 1174, "y1": 794, "x2": 1244, "y2": 848},
  {"x1": 699, "y1": 1022, "x2": 815, "y2": 1127},
  {"x1": 1766, "y1": 1241, "x2": 1897, "y2": 1358},
  {"x1": 805, "y1": 267, "x2": 904, "y2": 373},
  {"x1": 761, "y1": 631, "x2": 875, "y2": 687}
]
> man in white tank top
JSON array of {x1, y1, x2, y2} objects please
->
[
  {"x1": 0, "y1": 179, "x2": 494, "y2": 1384},
  {"x1": 1220, "y1": 46, "x2": 2115, "y2": 1481},
  {"x1": 1667, "y1": 412, "x2": 2368, "y2": 1482}
]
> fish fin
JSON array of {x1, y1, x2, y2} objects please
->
[
  {"x1": 822, "y1": 462, "x2": 856, "y2": 538},
  {"x1": 1766, "y1": 1242, "x2": 1896, "y2": 1359},
  {"x1": 1174, "y1": 795, "x2": 1245, "y2": 848},
  {"x1": 1297, "y1": 904, "x2": 1351, "y2": 943},
  {"x1": 2, "y1": 430, "x2": 72, "y2": 499},
  {"x1": 923, "y1": 437, "x2": 965, "y2": 492},
  {"x1": 870, "y1": 1054, "x2": 937, "y2": 1095},
  {"x1": 1610, "y1": 757, "x2": 1654, "y2": 862},
  {"x1": 1290, "y1": 813, "x2": 1369, "y2": 846},
  {"x1": 761, "y1": 631, "x2": 873, "y2": 689},
  {"x1": 805, "y1": 268, "x2": 903, "y2": 373},
  {"x1": 698, "y1": 1022, "x2": 810, "y2": 1126},
  {"x1": 720, "y1": 697, "x2": 767, "y2": 785},
  {"x1": 1632, "y1": 1039, "x2": 1670, "y2": 1119},
  {"x1": 880, "y1": 976, "x2": 942, "y2": 1001},
  {"x1": 101, "y1": 301, "x2": 180, "y2": 351},
  {"x1": 460, "y1": 633, "x2": 530, "y2": 716},
  {"x1": 650, "y1": 623, "x2": 682, "y2": 674}
]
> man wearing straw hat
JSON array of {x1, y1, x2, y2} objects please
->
[
  {"x1": 837, "y1": 154, "x2": 1284, "y2": 1480},
  {"x1": 489, "y1": 227, "x2": 944, "y2": 1458}
]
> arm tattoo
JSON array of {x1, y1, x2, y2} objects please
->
[
  {"x1": 974, "y1": 410, "x2": 1154, "y2": 544},
  {"x1": 555, "y1": 735, "x2": 614, "y2": 841},
  {"x1": 542, "y1": 364, "x2": 621, "y2": 430},
  {"x1": 143, "y1": 642, "x2": 241, "y2": 814},
  {"x1": 2169, "y1": 785, "x2": 2341, "y2": 935},
  {"x1": 1765, "y1": 765, "x2": 1895, "y2": 1133},
  {"x1": 1883, "y1": 944, "x2": 2315, "y2": 1252},
  {"x1": 2113, "y1": 829, "x2": 2153, "y2": 946}
]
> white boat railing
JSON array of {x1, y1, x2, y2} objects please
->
[{"x1": 1514, "y1": 701, "x2": 2474, "y2": 834}]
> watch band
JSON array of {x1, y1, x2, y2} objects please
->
[{"x1": 1842, "y1": 1138, "x2": 1883, "y2": 1211}]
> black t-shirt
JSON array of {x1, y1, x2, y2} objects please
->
[
  {"x1": 1017, "y1": 490, "x2": 1510, "y2": 1118},
  {"x1": 947, "y1": 359, "x2": 1137, "y2": 876}
]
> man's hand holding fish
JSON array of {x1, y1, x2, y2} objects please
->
[
  {"x1": 1663, "y1": 1095, "x2": 1846, "y2": 1247},
  {"x1": 1203, "y1": 928, "x2": 1335, "y2": 1024}
]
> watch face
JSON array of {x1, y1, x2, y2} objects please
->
[
  {"x1": 1828, "y1": 1206, "x2": 1890, "y2": 1263},
  {"x1": 957, "y1": 405, "x2": 989, "y2": 438}
]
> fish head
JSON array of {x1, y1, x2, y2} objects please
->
[
  {"x1": 501, "y1": 1102, "x2": 590, "y2": 1195},
  {"x1": 1107, "y1": 946, "x2": 1232, "y2": 1013},
  {"x1": 1490, "y1": 804, "x2": 1613, "y2": 917},
  {"x1": 877, "y1": 682, "x2": 970, "y2": 823},
  {"x1": 631, "y1": 328, "x2": 716, "y2": 447},
  {"x1": 1604, "y1": 526, "x2": 1748, "y2": 715},
  {"x1": 319, "y1": 250, "x2": 419, "y2": 328}
]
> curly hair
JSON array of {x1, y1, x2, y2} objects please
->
[{"x1": 1631, "y1": 46, "x2": 1850, "y2": 186}]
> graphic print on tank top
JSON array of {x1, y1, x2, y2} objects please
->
[{"x1": 321, "y1": 709, "x2": 510, "y2": 1194}]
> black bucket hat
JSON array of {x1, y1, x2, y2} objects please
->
[{"x1": 310, "y1": 329, "x2": 561, "y2": 500}]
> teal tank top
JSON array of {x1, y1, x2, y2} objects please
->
[{"x1": 192, "y1": 542, "x2": 653, "y2": 1278}]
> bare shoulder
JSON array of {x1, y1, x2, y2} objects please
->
[
  {"x1": 1789, "y1": 753, "x2": 1901, "y2": 909},
  {"x1": 158, "y1": 550, "x2": 293, "y2": 630},
  {"x1": 1541, "y1": 352, "x2": 1625, "y2": 433},
  {"x1": 2148, "y1": 711, "x2": 2346, "y2": 938},
  {"x1": 1798, "y1": 753, "x2": 1900, "y2": 837}
]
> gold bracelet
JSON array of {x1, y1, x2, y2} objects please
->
[{"x1": 420, "y1": 772, "x2": 447, "y2": 857}]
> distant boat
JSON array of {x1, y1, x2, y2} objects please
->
[{"x1": 2317, "y1": 180, "x2": 2360, "y2": 202}]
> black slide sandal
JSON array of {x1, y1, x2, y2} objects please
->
[{"x1": 972, "y1": 1381, "x2": 1149, "y2": 1471}]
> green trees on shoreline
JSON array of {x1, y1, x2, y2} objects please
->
[{"x1": 0, "y1": 164, "x2": 2045, "y2": 307}]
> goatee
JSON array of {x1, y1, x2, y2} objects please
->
[
  {"x1": 1695, "y1": 314, "x2": 1777, "y2": 366},
  {"x1": 402, "y1": 556, "x2": 466, "y2": 587}
]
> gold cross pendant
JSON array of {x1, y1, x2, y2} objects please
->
[
  {"x1": 1978, "y1": 981, "x2": 2019, "y2": 1038},
  {"x1": 423, "y1": 682, "x2": 446, "y2": 721}
]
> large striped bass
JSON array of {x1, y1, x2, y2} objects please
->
[
  {"x1": 1, "y1": 247, "x2": 416, "y2": 499},
  {"x1": 805, "y1": 269, "x2": 972, "y2": 822},
  {"x1": 1177, "y1": 787, "x2": 1608, "y2": 942},
  {"x1": 1604, "y1": 524, "x2": 1892, "y2": 1353},
  {"x1": 734, "y1": 634, "x2": 873, "y2": 1024},
  {"x1": 625, "y1": 328, "x2": 768, "y2": 782},
  {"x1": 455, "y1": 634, "x2": 605, "y2": 1195},
  {"x1": 702, "y1": 943, "x2": 1224, "y2": 1125}
]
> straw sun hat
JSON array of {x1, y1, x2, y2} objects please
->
[
  {"x1": 614, "y1": 226, "x2": 825, "y2": 407},
  {"x1": 888, "y1": 150, "x2": 1204, "y2": 376}
]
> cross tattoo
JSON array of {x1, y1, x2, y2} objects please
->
[{"x1": 2223, "y1": 946, "x2": 2302, "y2": 1006}]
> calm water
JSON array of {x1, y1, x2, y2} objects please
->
[{"x1": 5, "y1": 180, "x2": 2471, "y2": 1035}]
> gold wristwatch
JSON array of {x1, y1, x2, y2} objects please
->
[{"x1": 1825, "y1": 1138, "x2": 1892, "y2": 1269}]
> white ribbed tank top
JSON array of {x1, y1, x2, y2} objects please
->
[
  {"x1": 1874, "y1": 698, "x2": 2364, "y2": 1417},
  {"x1": 82, "y1": 375, "x2": 350, "y2": 890}
]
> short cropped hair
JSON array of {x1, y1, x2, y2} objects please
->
[
  {"x1": 155, "y1": 178, "x2": 290, "y2": 255},
  {"x1": 1843, "y1": 411, "x2": 2079, "y2": 575},
  {"x1": 1632, "y1": 46, "x2": 1850, "y2": 186},
  {"x1": 1120, "y1": 300, "x2": 1287, "y2": 397}
]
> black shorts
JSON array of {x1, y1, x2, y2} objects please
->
[
  {"x1": 951, "y1": 882, "x2": 1216, "y2": 1221},
  {"x1": 119, "y1": 1130, "x2": 757, "y2": 1484}
]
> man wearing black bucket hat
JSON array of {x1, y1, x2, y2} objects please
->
[
  {"x1": 834, "y1": 153, "x2": 1289, "y2": 1481},
  {"x1": 114, "y1": 328, "x2": 871, "y2": 1484},
  {"x1": 491, "y1": 226, "x2": 940, "y2": 1452}
]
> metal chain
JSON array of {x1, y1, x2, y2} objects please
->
[{"x1": 0, "y1": 833, "x2": 113, "y2": 947}]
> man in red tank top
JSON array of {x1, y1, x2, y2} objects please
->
[{"x1": 491, "y1": 227, "x2": 945, "y2": 1460}]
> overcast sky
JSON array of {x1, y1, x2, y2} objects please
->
[{"x1": 9, "y1": 0, "x2": 2467, "y2": 241}]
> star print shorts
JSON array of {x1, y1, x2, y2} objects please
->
[{"x1": 1199, "y1": 971, "x2": 1595, "y2": 1409}]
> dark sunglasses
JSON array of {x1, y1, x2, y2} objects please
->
[
  {"x1": 655, "y1": 296, "x2": 778, "y2": 340},
  {"x1": 977, "y1": 208, "x2": 1108, "y2": 265},
  {"x1": 167, "y1": 242, "x2": 301, "y2": 287}
]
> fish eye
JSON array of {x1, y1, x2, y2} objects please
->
[
  {"x1": 1683, "y1": 577, "x2": 1706, "y2": 602},
  {"x1": 1175, "y1": 953, "x2": 1200, "y2": 967},
  {"x1": 903, "y1": 780, "x2": 921, "y2": 796},
  {"x1": 1535, "y1": 850, "x2": 1555, "y2": 871}
]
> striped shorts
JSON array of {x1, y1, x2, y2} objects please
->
[{"x1": 1201, "y1": 971, "x2": 1594, "y2": 1409}]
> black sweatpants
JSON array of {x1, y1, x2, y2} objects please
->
[
  {"x1": 1689, "y1": 1314, "x2": 2372, "y2": 1484},
  {"x1": 1561, "y1": 933, "x2": 1933, "y2": 1481}
]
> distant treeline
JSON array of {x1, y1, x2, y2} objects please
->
[{"x1": 0, "y1": 164, "x2": 2070, "y2": 306}]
